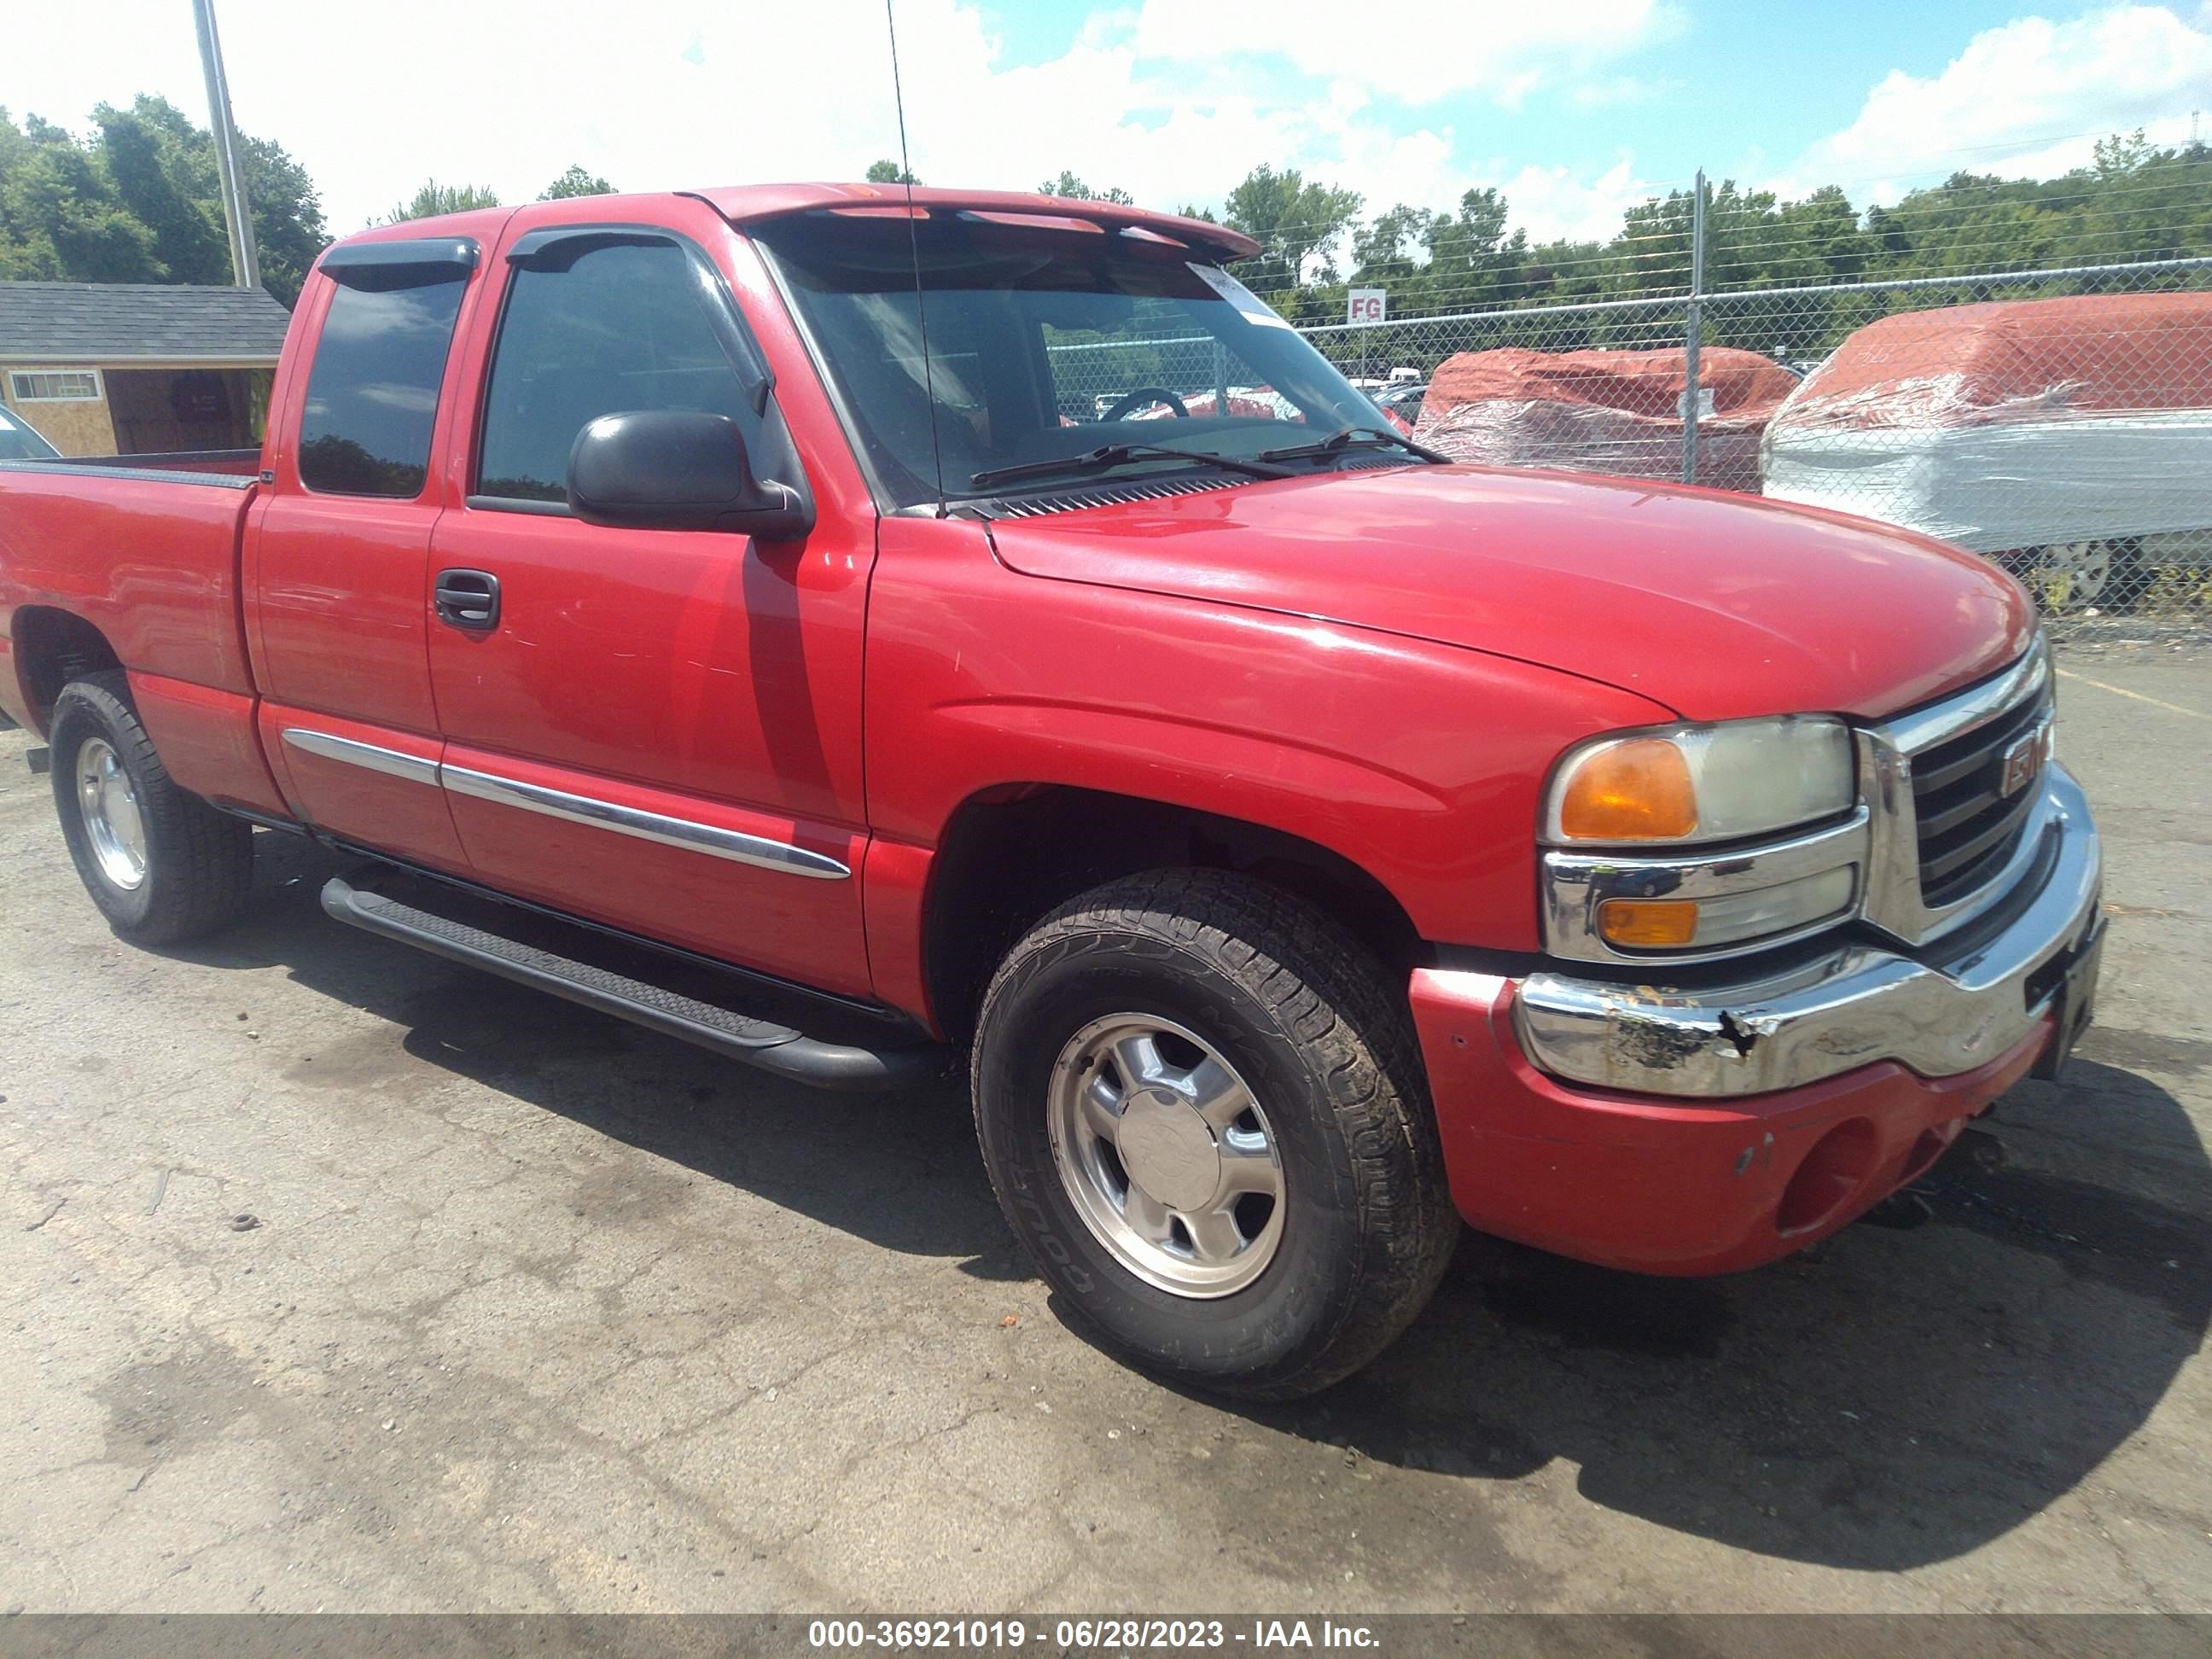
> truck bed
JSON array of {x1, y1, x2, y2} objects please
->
[
  {"x1": 60, "y1": 448, "x2": 261, "y2": 478},
  {"x1": 0, "y1": 457, "x2": 281, "y2": 812}
]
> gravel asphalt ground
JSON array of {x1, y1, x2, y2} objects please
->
[{"x1": 2, "y1": 644, "x2": 2207, "y2": 1615}]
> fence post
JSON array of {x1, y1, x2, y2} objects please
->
[{"x1": 1681, "y1": 168, "x2": 1706, "y2": 486}]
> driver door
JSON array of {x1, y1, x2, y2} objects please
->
[{"x1": 425, "y1": 208, "x2": 874, "y2": 997}]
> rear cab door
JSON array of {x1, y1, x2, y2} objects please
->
[
  {"x1": 422, "y1": 195, "x2": 878, "y2": 996},
  {"x1": 246, "y1": 224, "x2": 504, "y2": 870}
]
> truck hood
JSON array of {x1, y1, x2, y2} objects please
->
[{"x1": 984, "y1": 465, "x2": 2036, "y2": 722}]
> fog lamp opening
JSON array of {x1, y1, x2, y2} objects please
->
[{"x1": 1776, "y1": 1118, "x2": 1880, "y2": 1237}]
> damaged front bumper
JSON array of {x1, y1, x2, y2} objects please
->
[{"x1": 1511, "y1": 763, "x2": 2104, "y2": 1099}]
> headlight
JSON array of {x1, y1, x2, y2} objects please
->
[
  {"x1": 1545, "y1": 715, "x2": 1855, "y2": 846},
  {"x1": 1540, "y1": 715, "x2": 1868, "y2": 963}
]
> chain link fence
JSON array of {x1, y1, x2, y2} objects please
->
[
  {"x1": 1297, "y1": 264, "x2": 2212, "y2": 631},
  {"x1": 1288, "y1": 178, "x2": 2212, "y2": 634},
  {"x1": 1042, "y1": 170, "x2": 2212, "y2": 634}
]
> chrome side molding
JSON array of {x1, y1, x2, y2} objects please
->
[
  {"x1": 439, "y1": 764, "x2": 851, "y2": 880},
  {"x1": 281, "y1": 728, "x2": 440, "y2": 788},
  {"x1": 277, "y1": 728, "x2": 849, "y2": 881}
]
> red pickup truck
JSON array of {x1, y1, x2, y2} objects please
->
[{"x1": 0, "y1": 185, "x2": 2104, "y2": 1398}]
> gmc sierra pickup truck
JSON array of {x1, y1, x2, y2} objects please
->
[{"x1": 0, "y1": 185, "x2": 2104, "y2": 1399}]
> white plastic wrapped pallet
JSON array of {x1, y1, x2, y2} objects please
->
[
  {"x1": 1761, "y1": 378, "x2": 2212, "y2": 553},
  {"x1": 1759, "y1": 292, "x2": 2212, "y2": 557}
]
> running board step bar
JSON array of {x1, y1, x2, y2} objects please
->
[{"x1": 320, "y1": 875, "x2": 944, "y2": 1092}]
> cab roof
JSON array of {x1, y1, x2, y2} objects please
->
[
  {"x1": 323, "y1": 184, "x2": 1261, "y2": 266},
  {"x1": 688, "y1": 183, "x2": 1260, "y2": 261}
]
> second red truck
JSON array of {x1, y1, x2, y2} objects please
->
[{"x1": 0, "y1": 184, "x2": 2104, "y2": 1397}]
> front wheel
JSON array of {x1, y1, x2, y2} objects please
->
[
  {"x1": 2027, "y1": 538, "x2": 2140, "y2": 612},
  {"x1": 49, "y1": 672, "x2": 253, "y2": 945},
  {"x1": 971, "y1": 870, "x2": 1457, "y2": 1400}
]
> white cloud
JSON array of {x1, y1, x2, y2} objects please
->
[
  {"x1": 1573, "y1": 76, "x2": 1661, "y2": 109},
  {"x1": 1785, "y1": 4, "x2": 2212, "y2": 202},
  {"x1": 1126, "y1": 0, "x2": 1683, "y2": 105},
  {"x1": 0, "y1": 0, "x2": 1682, "y2": 241},
  {"x1": 1489, "y1": 157, "x2": 1667, "y2": 243}
]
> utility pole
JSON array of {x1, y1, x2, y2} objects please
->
[
  {"x1": 191, "y1": 0, "x2": 259, "y2": 289},
  {"x1": 1680, "y1": 168, "x2": 1706, "y2": 487}
]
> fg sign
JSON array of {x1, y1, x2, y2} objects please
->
[{"x1": 1348, "y1": 288, "x2": 1387, "y2": 325}]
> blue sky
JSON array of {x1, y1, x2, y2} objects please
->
[
  {"x1": 7, "y1": 2, "x2": 2209, "y2": 238},
  {"x1": 980, "y1": 0, "x2": 2073, "y2": 192}
]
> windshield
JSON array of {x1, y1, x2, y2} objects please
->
[
  {"x1": 753, "y1": 212, "x2": 1391, "y2": 507},
  {"x1": 0, "y1": 405, "x2": 61, "y2": 461}
]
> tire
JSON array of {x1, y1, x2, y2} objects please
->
[
  {"x1": 2029, "y1": 538, "x2": 2142, "y2": 613},
  {"x1": 971, "y1": 869, "x2": 1457, "y2": 1400},
  {"x1": 49, "y1": 671, "x2": 253, "y2": 945}
]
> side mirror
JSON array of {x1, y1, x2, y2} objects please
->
[{"x1": 567, "y1": 410, "x2": 813, "y2": 538}]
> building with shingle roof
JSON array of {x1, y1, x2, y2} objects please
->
[{"x1": 0, "y1": 282, "x2": 294, "y2": 457}]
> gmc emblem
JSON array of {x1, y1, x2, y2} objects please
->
[{"x1": 1999, "y1": 724, "x2": 2050, "y2": 797}]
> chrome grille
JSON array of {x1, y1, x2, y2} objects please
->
[{"x1": 1909, "y1": 679, "x2": 2053, "y2": 908}]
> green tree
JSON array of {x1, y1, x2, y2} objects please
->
[
  {"x1": 1222, "y1": 164, "x2": 1362, "y2": 294},
  {"x1": 0, "y1": 109, "x2": 163, "y2": 283},
  {"x1": 1036, "y1": 170, "x2": 1132, "y2": 204},
  {"x1": 538, "y1": 165, "x2": 614, "y2": 201},
  {"x1": 1349, "y1": 205, "x2": 1435, "y2": 288},
  {"x1": 864, "y1": 158, "x2": 920, "y2": 184},
  {"x1": 93, "y1": 97, "x2": 227, "y2": 286},
  {"x1": 0, "y1": 97, "x2": 326, "y2": 304},
  {"x1": 1423, "y1": 187, "x2": 1534, "y2": 307},
  {"x1": 381, "y1": 180, "x2": 502, "y2": 224},
  {"x1": 236, "y1": 128, "x2": 328, "y2": 306},
  {"x1": 1234, "y1": 125, "x2": 2212, "y2": 370}
]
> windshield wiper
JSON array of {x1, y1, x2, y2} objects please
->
[
  {"x1": 969, "y1": 441, "x2": 1295, "y2": 493},
  {"x1": 1255, "y1": 424, "x2": 1451, "y2": 466}
]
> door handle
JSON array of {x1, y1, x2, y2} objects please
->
[{"x1": 434, "y1": 568, "x2": 500, "y2": 631}]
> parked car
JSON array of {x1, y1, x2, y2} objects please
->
[
  {"x1": 0, "y1": 184, "x2": 2103, "y2": 1399},
  {"x1": 1761, "y1": 292, "x2": 2212, "y2": 609},
  {"x1": 1370, "y1": 378, "x2": 1429, "y2": 416},
  {"x1": 1126, "y1": 382, "x2": 1417, "y2": 436},
  {"x1": 1415, "y1": 345, "x2": 1800, "y2": 494},
  {"x1": 0, "y1": 404, "x2": 60, "y2": 462}
]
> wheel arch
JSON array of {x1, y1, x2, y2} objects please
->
[
  {"x1": 10, "y1": 605, "x2": 123, "y2": 736},
  {"x1": 921, "y1": 783, "x2": 1423, "y2": 1046}
]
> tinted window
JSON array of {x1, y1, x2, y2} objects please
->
[
  {"x1": 754, "y1": 216, "x2": 1381, "y2": 508},
  {"x1": 298, "y1": 276, "x2": 467, "y2": 498},
  {"x1": 477, "y1": 240, "x2": 763, "y2": 503}
]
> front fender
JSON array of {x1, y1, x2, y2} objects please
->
[{"x1": 862, "y1": 515, "x2": 1675, "y2": 976}]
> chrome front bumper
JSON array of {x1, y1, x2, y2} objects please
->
[{"x1": 1513, "y1": 763, "x2": 2102, "y2": 1098}]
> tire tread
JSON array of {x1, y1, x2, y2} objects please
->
[
  {"x1": 50, "y1": 671, "x2": 253, "y2": 945},
  {"x1": 974, "y1": 867, "x2": 1457, "y2": 1400}
]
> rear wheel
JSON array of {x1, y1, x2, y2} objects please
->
[
  {"x1": 2029, "y1": 538, "x2": 2139, "y2": 612},
  {"x1": 971, "y1": 869, "x2": 1456, "y2": 1400},
  {"x1": 49, "y1": 672, "x2": 253, "y2": 944}
]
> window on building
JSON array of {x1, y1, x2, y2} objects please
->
[
  {"x1": 9, "y1": 370, "x2": 102, "y2": 402},
  {"x1": 298, "y1": 273, "x2": 469, "y2": 498}
]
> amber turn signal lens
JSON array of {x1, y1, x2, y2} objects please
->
[
  {"x1": 1556, "y1": 739, "x2": 1697, "y2": 841},
  {"x1": 1598, "y1": 899, "x2": 1701, "y2": 947}
]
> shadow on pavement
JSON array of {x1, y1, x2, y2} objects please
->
[
  {"x1": 171, "y1": 832, "x2": 2211, "y2": 1572},
  {"x1": 158, "y1": 832, "x2": 1022, "y2": 1278},
  {"x1": 1231, "y1": 1048, "x2": 2212, "y2": 1570}
]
